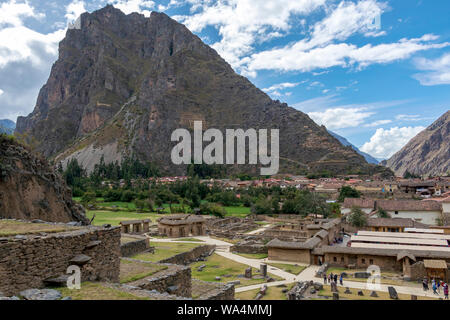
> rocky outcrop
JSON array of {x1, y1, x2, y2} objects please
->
[
  {"x1": 16, "y1": 5, "x2": 380, "y2": 176},
  {"x1": 0, "y1": 135, "x2": 89, "y2": 224},
  {"x1": 383, "y1": 111, "x2": 450, "y2": 177}
]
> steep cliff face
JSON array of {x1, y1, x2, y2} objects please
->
[
  {"x1": 17, "y1": 5, "x2": 375, "y2": 176},
  {"x1": 0, "y1": 135, "x2": 89, "y2": 224},
  {"x1": 383, "y1": 111, "x2": 450, "y2": 177}
]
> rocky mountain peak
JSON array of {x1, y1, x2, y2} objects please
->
[{"x1": 16, "y1": 5, "x2": 381, "y2": 176}]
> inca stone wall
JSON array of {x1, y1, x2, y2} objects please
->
[
  {"x1": 195, "y1": 281, "x2": 235, "y2": 300},
  {"x1": 0, "y1": 225, "x2": 120, "y2": 296},
  {"x1": 159, "y1": 245, "x2": 215, "y2": 265},
  {"x1": 120, "y1": 238, "x2": 149, "y2": 257},
  {"x1": 131, "y1": 263, "x2": 192, "y2": 297}
]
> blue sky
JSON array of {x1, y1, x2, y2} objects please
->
[{"x1": 0, "y1": 0, "x2": 449, "y2": 160}]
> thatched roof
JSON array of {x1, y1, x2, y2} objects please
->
[
  {"x1": 367, "y1": 218, "x2": 428, "y2": 228},
  {"x1": 158, "y1": 214, "x2": 205, "y2": 226},
  {"x1": 424, "y1": 259, "x2": 448, "y2": 269},
  {"x1": 397, "y1": 251, "x2": 416, "y2": 262},
  {"x1": 376, "y1": 200, "x2": 441, "y2": 212},
  {"x1": 267, "y1": 237, "x2": 322, "y2": 250},
  {"x1": 343, "y1": 198, "x2": 375, "y2": 209}
]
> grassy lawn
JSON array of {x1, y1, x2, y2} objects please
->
[
  {"x1": 268, "y1": 263, "x2": 306, "y2": 275},
  {"x1": 326, "y1": 267, "x2": 419, "y2": 287},
  {"x1": 236, "y1": 283, "x2": 295, "y2": 300},
  {"x1": 234, "y1": 252, "x2": 268, "y2": 260},
  {"x1": 224, "y1": 206, "x2": 251, "y2": 217},
  {"x1": 86, "y1": 210, "x2": 160, "y2": 226},
  {"x1": 132, "y1": 242, "x2": 202, "y2": 262},
  {"x1": 57, "y1": 282, "x2": 148, "y2": 300},
  {"x1": 178, "y1": 238, "x2": 205, "y2": 242},
  {"x1": 315, "y1": 285, "x2": 437, "y2": 300},
  {"x1": 119, "y1": 259, "x2": 167, "y2": 283},
  {"x1": 0, "y1": 220, "x2": 76, "y2": 237},
  {"x1": 190, "y1": 254, "x2": 283, "y2": 288}
]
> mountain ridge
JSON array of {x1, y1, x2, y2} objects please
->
[
  {"x1": 328, "y1": 130, "x2": 379, "y2": 164},
  {"x1": 383, "y1": 110, "x2": 450, "y2": 177}
]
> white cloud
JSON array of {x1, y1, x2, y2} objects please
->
[
  {"x1": 0, "y1": 1, "x2": 65, "y2": 69},
  {"x1": 263, "y1": 82, "x2": 303, "y2": 93},
  {"x1": 0, "y1": 0, "x2": 44, "y2": 27},
  {"x1": 293, "y1": 94, "x2": 340, "y2": 112},
  {"x1": 395, "y1": 114, "x2": 422, "y2": 121},
  {"x1": 65, "y1": 1, "x2": 87, "y2": 23},
  {"x1": 248, "y1": 34, "x2": 449, "y2": 73},
  {"x1": 360, "y1": 126, "x2": 425, "y2": 159},
  {"x1": 363, "y1": 119, "x2": 392, "y2": 127},
  {"x1": 177, "y1": 0, "x2": 326, "y2": 75},
  {"x1": 107, "y1": 0, "x2": 156, "y2": 17},
  {"x1": 232, "y1": 0, "x2": 449, "y2": 75},
  {"x1": 0, "y1": 88, "x2": 3, "y2": 96},
  {"x1": 413, "y1": 53, "x2": 450, "y2": 86},
  {"x1": 308, "y1": 107, "x2": 375, "y2": 130}
]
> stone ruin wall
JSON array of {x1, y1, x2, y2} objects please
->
[
  {"x1": 132, "y1": 263, "x2": 192, "y2": 298},
  {"x1": 120, "y1": 238, "x2": 149, "y2": 257},
  {"x1": 159, "y1": 245, "x2": 215, "y2": 265},
  {"x1": 0, "y1": 226, "x2": 121, "y2": 296}
]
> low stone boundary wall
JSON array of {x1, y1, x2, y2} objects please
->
[
  {"x1": 0, "y1": 224, "x2": 121, "y2": 296},
  {"x1": 120, "y1": 238, "x2": 149, "y2": 257},
  {"x1": 230, "y1": 244, "x2": 267, "y2": 254},
  {"x1": 131, "y1": 263, "x2": 192, "y2": 297},
  {"x1": 194, "y1": 280, "x2": 235, "y2": 300},
  {"x1": 159, "y1": 245, "x2": 215, "y2": 265}
]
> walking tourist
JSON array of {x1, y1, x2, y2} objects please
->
[{"x1": 444, "y1": 283, "x2": 449, "y2": 300}]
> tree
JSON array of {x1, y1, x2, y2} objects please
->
[
  {"x1": 282, "y1": 199, "x2": 297, "y2": 214},
  {"x1": 347, "y1": 206, "x2": 367, "y2": 227},
  {"x1": 199, "y1": 203, "x2": 226, "y2": 218},
  {"x1": 376, "y1": 208, "x2": 390, "y2": 218},
  {"x1": 329, "y1": 202, "x2": 341, "y2": 217},
  {"x1": 81, "y1": 192, "x2": 96, "y2": 207},
  {"x1": 251, "y1": 198, "x2": 272, "y2": 215},
  {"x1": 338, "y1": 186, "x2": 361, "y2": 202}
]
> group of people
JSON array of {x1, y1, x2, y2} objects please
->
[
  {"x1": 422, "y1": 277, "x2": 449, "y2": 299},
  {"x1": 323, "y1": 272, "x2": 344, "y2": 286}
]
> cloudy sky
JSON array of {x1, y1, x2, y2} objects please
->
[{"x1": 0, "y1": 0, "x2": 449, "y2": 160}]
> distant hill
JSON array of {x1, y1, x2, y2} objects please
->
[
  {"x1": 382, "y1": 110, "x2": 449, "y2": 177},
  {"x1": 328, "y1": 131, "x2": 379, "y2": 164},
  {"x1": 0, "y1": 119, "x2": 15, "y2": 135}
]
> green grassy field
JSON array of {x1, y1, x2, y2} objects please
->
[
  {"x1": 76, "y1": 197, "x2": 252, "y2": 219},
  {"x1": 132, "y1": 242, "x2": 203, "y2": 263},
  {"x1": 190, "y1": 254, "x2": 283, "y2": 288},
  {"x1": 119, "y1": 259, "x2": 167, "y2": 283},
  {"x1": 234, "y1": 252, "x2": 268, "y2": 260},
  {"x1": 267, "y1": 263, "x2": 306, "y2": 275},
  {"x1": 86, "y1": 210, "x2": 160, "y2": 226}
]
